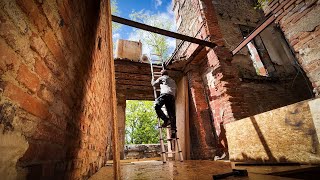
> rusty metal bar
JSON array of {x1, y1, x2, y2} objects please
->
[
  {"x1": 165, "y1": 22, "x2": 206, "y2": 67},
  {"x1": 232, "y1": 14, "x2": 276, "y2": 55},
  {"x1": 112, "y1": 15, "x2": 217, "y2": 48}
]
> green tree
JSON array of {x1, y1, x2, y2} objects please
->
[
  {"x1": 130, "y1": 10, "x2": 174, "y2": 61},
  {"x1": 125, "y1": 100, "x2": 159, "y2": 144}
]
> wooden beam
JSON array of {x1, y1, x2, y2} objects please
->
[
  {"x1": 116, "y1": 84, "x2": 154, "y2": 91},
  {"x1": 115, "y1": 61, "x2": 181, "y2": 77},
  {"x1": 107, "y1": 1, "x2": 120, "y2": 179},
  {"x1": 112, "y1": 15, "x2": 217, "y2": 48},
  {"x1": 115, "y1": 72, "x2": 151, "y2": 82},
  {"x1": 122, "y1": 90, "x2": 155, "y2": 100},
  {"x1": 232, "y1": 14, "x2": 276, "y2": 55},
  {"x1": 116, "y1": 79, "x2": 152, "y2": 86}
]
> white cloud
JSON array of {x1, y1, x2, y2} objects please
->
[
  {"x1": 166, "y1": 1, "x2": 174, "y2": 16},
  {"x1": 167, "y1": 37, "x2": 176, "y2": 56},
  {"x1": 112, "y1": 33, "x2": 120, "y2": 40},
  {"x1": 127, "y1": 9, "x2": 177, "y2": 59},
  {"x1": 154, "y1": 0, "x2": 162, "y2": 8},
  {"x1": 167, "y1": 37, "x2": 176, "y2": 49}
]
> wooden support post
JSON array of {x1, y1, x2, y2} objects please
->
[{"x1": 107, "y1": 0, "x2": 120, "y2": 179}]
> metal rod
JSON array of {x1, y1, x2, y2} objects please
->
[
  {"x1": 112, "y1": 15, "x2": 217, "y2": 48},
  {"x1": 165, "y1": 22, "x2": 206, "y2": 67},
  {"x1": 232, "y1": 14, "x2": 276, "y2": 55}
]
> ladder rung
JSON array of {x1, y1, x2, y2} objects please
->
[
  {"x1": 158, "y1": 127, "x2": 170, "y2": 129},
  {"x1": 153, "y1": 65, "x2": 163, "y2": 68},
  {"x1": 166, "y1": 152, "x2": 177, "y2": 154}
]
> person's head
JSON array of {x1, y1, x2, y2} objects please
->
[{"x1": 161, "y1": 69, "x2": 168, "y2": 76}]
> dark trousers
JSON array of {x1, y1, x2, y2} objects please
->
[{"x1": 154, "y1": 94, "x2": 176, "y2": 130}]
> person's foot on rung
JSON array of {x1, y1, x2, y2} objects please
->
[
  {"x1": 171, "y1": 129, "x2": 177, "y2": 138},
  {"x1": 171, "y1": 131, "x2": 176, "y2": 139},
  {"x1": 161, "y1": 120, "x2": 171, "y2": 128}
]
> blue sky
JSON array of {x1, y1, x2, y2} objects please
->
[{"x1": 112, "y1": 0, "x2": 176, "y2": 55}]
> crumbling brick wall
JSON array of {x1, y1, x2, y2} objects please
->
[
  {"x1": 187, "y1": 68, "x2": 217, "y2": 159},
  {"x1": 209, "y1": 0, "x2": 313, "y2": 118},
  {"x1": 171, "y1": 0, "x2": 313, "y2": 159},
  {"x1": 263, "y1": 0, "x2": 320, "y2": 94},
  {"x1": 172, "y1": 0, "x2": 223, "y2": 159},
  {"x1": 0, "y1": 0, "x2": 114, "y2": 179}
]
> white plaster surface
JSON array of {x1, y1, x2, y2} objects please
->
[{"x1": 0, "y1": 125, "x2": 28, "y2": 180}]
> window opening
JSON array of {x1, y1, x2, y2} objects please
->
[{"x1": 239, "y1": 25, "x2": 269, "y2": 77}]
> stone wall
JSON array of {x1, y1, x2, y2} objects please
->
[
  {"x1": 263, "y1": 0, "x2": 320, "y2": 94},
  {"x1": 0, "y1": 0, "x2": 115, "y2": 179},
  {"x1": 124, "y1": 144, "x2": 163, "y2": 159}
]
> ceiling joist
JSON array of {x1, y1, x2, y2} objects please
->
[{"x1": 112, "y1": 15, "x2": 217, "y2": 48}]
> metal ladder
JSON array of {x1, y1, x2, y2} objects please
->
[{"x1": 149, "y1": 58, "x2": 183, "y2": 163}]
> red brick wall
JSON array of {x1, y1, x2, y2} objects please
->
[
  {"x1": 187, "y1": 68, "x2": 217, "y2": 159},
  {"x1": 171, "y1": 0, "x2": 313, "y2": 159},
  {"x1": 263, "y1": 0, "x2": 320, "y2": 94},
  {"x1": 0, "y1": 0, "x2": 114, "y2": 179}
]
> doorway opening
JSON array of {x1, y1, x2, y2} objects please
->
[{"x1": 124, "y1": 100, "x2": 162, "y2": 160}]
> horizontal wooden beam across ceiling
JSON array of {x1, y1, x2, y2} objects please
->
[{"x1": 112, "y1": 15, "x2": 217, "y2": 48}]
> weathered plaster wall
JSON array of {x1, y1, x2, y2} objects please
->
[
  {"x1": 226, "y1": 98, "x2": 320, "y2": 164},
  {"x1": 0, "y1": 0, "x2": 115, "y2": 179},
  {"x1": 263, "y1": 0, "x2": 320, "y2": 94}
]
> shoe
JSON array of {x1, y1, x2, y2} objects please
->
[
  {"x1": 161, "y1": 120, "x2": 171, "y2": 128},
  {"x1": 171, "y1": 132, "x2": 176, "y2": 139},
  {"x1": 171, "y1": 129, "x2": 176, "y2": 138}
]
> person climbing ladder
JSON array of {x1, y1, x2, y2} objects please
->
[{"x1": 151, "y1": 69, "x2": 177, "y2": 138}]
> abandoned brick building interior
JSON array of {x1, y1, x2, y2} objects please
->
[{"x1": 0, "y1": 0, "x2": 319, "y2": 179}]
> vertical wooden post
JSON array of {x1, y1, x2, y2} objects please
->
[{"x1": 106, "y1": 0, "x2": 120, "y2": 179}]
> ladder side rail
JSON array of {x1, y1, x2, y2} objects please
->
[
  {"x1": 149, "y1": 59, "x2": 167, "y2": 163},
  {"x1": 176, "y1": 137, "x2": 184, "y2": 162}
]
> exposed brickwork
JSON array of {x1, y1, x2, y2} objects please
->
[
  {"x1": 212, "y1": 0, "x2": 262, "y2": 50},
  {"x1": 187, "y1": 68, "x2": 217, "y2": 159},
  {"x1": 263, "y1": 0, "x2": 320, "y2": 93},
  {"x1": 171, "y1": 0, "x2": 314, "y2": 159},
  {"x1": 0, "y1": 0, "x2": 114, "y2": 179}
]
